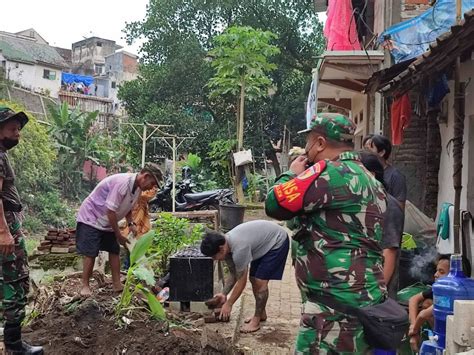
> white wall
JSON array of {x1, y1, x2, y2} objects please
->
[
  {"x1": 4, "y1": 60, "x2": 61, "y2": 98},
  {"x1": 351, "y1": 93, "x2": 368, "y2": 149},
  {"x1": 33, "y1": 64, "x2": 61, "y2": 97},
  {"x1": 4, "y1": 60, "x2": 36, "y2": 90},
  {"x1": 437, "y1": 61, "x2": 474, "y2": 215}
]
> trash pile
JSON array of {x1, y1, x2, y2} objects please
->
[{"x1": 37, "y1": 228, "x2": 76, "y2": 254}]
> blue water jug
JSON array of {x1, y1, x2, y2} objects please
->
[
  {"x1": 420, "y1": 330, "x2": 444, "y2": 355},
  {"x1": 432, "y1": 254, "x2": 474, "y2": 348}
]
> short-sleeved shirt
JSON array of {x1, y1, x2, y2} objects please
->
[
  {"x1": 77, "y1": 173, "x2": 141, "y2": 231},
  {"x1": 0, "y1": 148, "x2": 22, "y2": 226},
  {"x1": 226, "y1": 220, "x2": 288, "y2": 272},
  {"x1": 382, "y1": 194, "x2": 404, "y2": 299},
  {"x1": 384, "y1": 165, "x2": 407, "y2": 205}
]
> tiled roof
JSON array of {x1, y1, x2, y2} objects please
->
[{"x1": 0, "y1": 32, "x2": 68, "y2": 69}]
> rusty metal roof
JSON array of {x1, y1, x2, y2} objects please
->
[{"x1": 366, "y1": 9, "x2": 474, "y2": 95}]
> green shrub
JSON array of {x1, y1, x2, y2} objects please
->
[
  {"x1": 22, "y1": 191, "x2": 76, "y2": 230},
  {"x1": 149, "y1": 213, "x2": 204, "y2": 274},
  {"x1": 22, "y1": 216, "x2": 45, "y2": 234}
]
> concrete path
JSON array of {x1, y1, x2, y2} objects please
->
[{"x1": 234, "y1": 252, "x2": 301, "y2": 354}]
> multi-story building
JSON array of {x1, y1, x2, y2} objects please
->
[{"x1": 71, "y1": 37, "x2": 122, "y2": 76}]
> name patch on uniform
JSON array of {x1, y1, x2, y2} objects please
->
[{"x1": 273, "y1": 161, "x2": 326, "y2": 212}]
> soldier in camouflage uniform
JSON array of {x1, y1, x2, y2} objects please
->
[
  {"x1": 0, "y1": 106, "x2": 43, "y2": 354},
  {"x1": 265, "y1": 113, "x2": 387, "y2": 354}
]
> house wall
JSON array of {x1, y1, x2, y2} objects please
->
[
  {"x1": 4, "y1": 60, "x2": 36, "y2": 90},
  {"x1": 33, "y1": 64, "x2": 61, "y2": 97},
  {"x1": 4, "y1": 59, "x2": 61, "y2": 98},
  {"x1": 437, "y1": 61, "x2": 474, "y2": 215},
  {"x1": 400, "y1": 0, "x2": 431, "y2": 21},
  {"x1": 352, "y1": 94, "x2": 368, "y2": 149},
  {"x1": 389, "y1": 104, "x2": 430, "y2": 214},
  {"x1": 72, "y1": 39, "x2": 116, "y2": 76}
]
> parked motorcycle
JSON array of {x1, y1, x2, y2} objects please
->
[{"x1": 149, "y1": 177, "x2": 235, "y2": 212}]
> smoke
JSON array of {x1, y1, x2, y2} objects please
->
[{"x1": 408, "y1": 246, "x2": 438, "y2": 283}]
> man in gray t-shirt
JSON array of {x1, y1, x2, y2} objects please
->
[{"x1": 200, "y1": 220, "x2": 289, "y2": 333}]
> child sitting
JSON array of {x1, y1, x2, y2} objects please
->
[{"x1": 408, "y1": 254, "x2": 471, "y2": 351}]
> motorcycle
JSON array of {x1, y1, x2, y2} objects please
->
[{"x1": 149, "y1": 177, "x2": 235, "y2": 212}]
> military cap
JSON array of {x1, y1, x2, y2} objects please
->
[
  {"x1": 300, "y1": 112, "x2": 356, "y2": 142},
  {"x1": 0, "y1": 106, "x2": 29, "y2": 129},
  {"x1": 142, "y1": 163, "x2": 163, "y2": 186}
]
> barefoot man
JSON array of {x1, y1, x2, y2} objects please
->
[
  {"x1": 200, "y1": 220, "x2": 289, "y2": 333},
  {"x1": 76, "y1": 163, "x2": 162, "y2": 296}
]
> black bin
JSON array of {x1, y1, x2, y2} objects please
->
[
  {"x1": 219, "y1": 204, "x2": 245, "y2": 232},
  {"x1": 169, "y1": 246, "x2": 213, "y2": 302}
]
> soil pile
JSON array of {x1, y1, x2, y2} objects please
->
[{"x1": 24, "y1": 274, "x2": 236, "y2": 354}]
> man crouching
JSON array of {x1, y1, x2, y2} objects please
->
[{"x1": 200, "y1": 220, "x2": 289, "y2": 333}]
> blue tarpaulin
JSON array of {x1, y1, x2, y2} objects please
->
[
  {"x1": 61, "y1": 72, "x2": 94, "y2": 87},
  {"x1": 379, "y1": 0, "x2": 474, "y2": 63}
]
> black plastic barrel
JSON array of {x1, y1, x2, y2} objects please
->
[
  {"x1": 169, "y1": 247, "x2": 213, "y2": 302},
  {"x1": 219, "y1": 204, "x2": 245, "y2": 231}
]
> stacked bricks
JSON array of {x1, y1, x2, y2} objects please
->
[{"x1": 37, "y1": 228, "x2": 76, "y2": 254}]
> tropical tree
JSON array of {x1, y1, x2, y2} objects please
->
[
  {"x1": 47, "y1": 102, "x2": 101, "y2": 198},
  {"x1": 207, "y1": 26, "x2": 279, "y2": 151},
  {"x1": 121, "y1": 0, "x2": 324, "y2": 177},
  {"x1": 0, "y1": 100, "x2": 56, "y2": 194}
]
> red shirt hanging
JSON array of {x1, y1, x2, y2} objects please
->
[{"x1": 391, "y1": 93, "x2": 412, "y2": 145}]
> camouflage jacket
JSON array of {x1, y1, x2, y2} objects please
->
[{"x1": 266, "y1": 151, "x2": 387, "y2": 307}]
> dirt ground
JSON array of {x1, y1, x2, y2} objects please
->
[
  {"x1": 23, "y1": 275, "x2": 237, "y2": 355},
  {"x1": 22, "y1": 207, "x2": 269, "y2": 355}
]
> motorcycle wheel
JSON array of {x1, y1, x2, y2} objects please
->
[{"x1": 149, "y1": 204, "x2": 163, "y2": 213}]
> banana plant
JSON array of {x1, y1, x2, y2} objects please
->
[{"x1": 115, "y1": 230, "x2": 166, "y2": 322}]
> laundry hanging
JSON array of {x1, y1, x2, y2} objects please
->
[
  {"x1": 390, "y1": 93, "x2": 412, "y2": 145},
  {"x1": 324, "y1": 0, "x2": 362, "y2": 51}
]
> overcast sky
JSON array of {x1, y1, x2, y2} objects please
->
[
  {"x1": 1, "y1": 0, "x2": 149, "y2": 55},
  {"x1": 1, "y1": 1, "x2": 326, "y2": 57}
]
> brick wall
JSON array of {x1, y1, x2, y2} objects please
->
[
  {"x1": 386, "y1": 94, "x2": 441, "y2": 219},
  {"x1": 401, "y1": 0, "x2": 431, "y2": 21}
]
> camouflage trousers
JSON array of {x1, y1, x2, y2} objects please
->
[
  {"x1": 0, "y1": 222, "x2": 29, "y2": 326},
  {"x1": 295, "y1": 300, "x2": 369, "y2": 355}
]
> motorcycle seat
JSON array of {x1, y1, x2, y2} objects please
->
[{"x1": 184, "y1": 190, "x2": 221, "y2": 201}]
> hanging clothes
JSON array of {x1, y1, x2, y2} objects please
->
[
  {"x1": 426, "y1": 74, "x2": 450, "y2": 109},
  {"x1": 324, "y1": 0, "x2": 362, "y2": 51},
  {"x1": 390, "y1": 93, "x2": 412, "y2": 145},
  {"x1": 436, "y1": 203, "x2": 455, "y2": 254}
]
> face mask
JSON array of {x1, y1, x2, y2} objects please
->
[{"x1": 1, "y1": 138, "x2": 19, "y2": 150}]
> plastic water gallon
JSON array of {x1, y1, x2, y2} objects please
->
[
  {"x1": 432, "y1": 254, "x2": 474, "y2": 348},
  {"x1": 419, "y1": 330, "x2": 444, "y2": 355}
]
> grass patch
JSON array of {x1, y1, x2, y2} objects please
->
[{"x1": 25, "y1": 238, "x2": 40, "y2": 255}]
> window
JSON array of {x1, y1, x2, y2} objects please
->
[
  {"x1": 94, "y1": 64, "x2": 104, "y2": 75},
  {"x1": 111, "y1": 81, "x2": 116, "y2": 89},
  {"x1": 43, "y1": 69, "x2": 56, "y2": 80},
  {"x1": 97, "y1": 42, "x2": 103, "y2": 47}
]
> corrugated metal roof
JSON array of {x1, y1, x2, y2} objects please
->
[{"x1": 0, "y1": 32, "x2": 68, "y2": 69}]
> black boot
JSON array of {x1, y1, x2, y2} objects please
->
[{"x1": 4, "y1": 323, "x2": 43, "y2": 355}]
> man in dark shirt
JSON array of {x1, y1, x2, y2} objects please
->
[
  {"x1": 360, "y1": 151, "x2": 404, "y2": 299},
  {"x1": 363, "y1": 134, "x2": 407, "y2": 208},
  {"x1": 0, "y1": 106, "x2": 43, "y2": 354}
]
